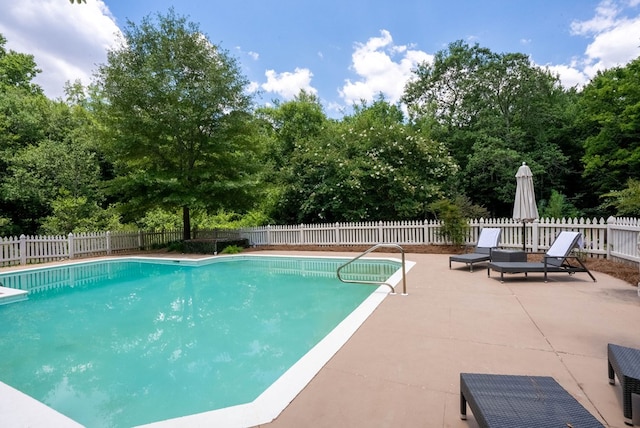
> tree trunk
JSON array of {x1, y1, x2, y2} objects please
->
[{"x1": 182, "y1": 206, "x2": 191, "y2": 240}]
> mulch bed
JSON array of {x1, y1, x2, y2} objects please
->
[{"x1": 244, "y1": 244, "x2": 640, "y2": 287}]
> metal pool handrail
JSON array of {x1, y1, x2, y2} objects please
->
[{"x1": 336, "y1": 243, "x2": 407, "y2": 295}]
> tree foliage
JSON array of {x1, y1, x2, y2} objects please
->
[
  {"x1": 0, "y1": 88, "x2": 110, "y2": 234},
  {"x1": 0, "y1": 34, "x2": 42, "y2": 95},
  {"x1": 0, "y1": 34, "x2": 112, "y2": 235},
  {"x1": 403, "y1": 40, "x2": 575, "y2": 216},
  {"x1": 578, "y1": 57, "x2": 640, "y2": 199},
  {"x1": 600, "y1": 179, "x2": 640, "y2": 217},
  {"x1": 262, "y1": 96, "x2": 458, "y2": 223},
  {"x1": 93, "y1": 9, "x2": 262, "y2": 239},
  {"x1": 538, "y1": 189, "x2": 582, "y2": 219},
  {"x1": 1, "y1": 28, "x2": 639, "y2": 236}
]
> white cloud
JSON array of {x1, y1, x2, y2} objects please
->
[
  {"x1": 246, "y1": 81, "x2": 260, "y2": 94},
  {"x1": 557, "y1": 0, "x2": 640, "y2": 86},
  {"x1": 339, "y1": 29, "x2": 433, "y2": 106},
  {"x1": 261, "y1": 68, "x2": 318, "y2": 100},
  {"x1": 570, "y1": 0, "x2": 620, "y2": 35},
  {"x1": 235, "y1": 46, "x2": 259, "y2": 61},
  {"x1": 0, "y1": 0, "x2": 121, "y2": 99},
  {"x1": 583, "y1": 16, "x2": 640, "y2": 74},
  {"x1": 544, "y1": 64, "x2": 590, "y2": 88}
]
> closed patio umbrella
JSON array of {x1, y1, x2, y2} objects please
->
[{"x1": 513, "y1": 162, "x2": 539, "y2": 250}]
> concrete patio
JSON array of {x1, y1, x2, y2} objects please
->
[{"x1": 254, "y1": 251, "x2": 640, "y2": 428}]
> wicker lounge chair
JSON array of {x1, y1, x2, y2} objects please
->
[
  {"x1": 487, "y1": 231, "x2": 596, "y2": 282},
  {"x1": 449, "y1": 228, "x2": 501, "y2": 272},
  {"x1": 460, "y1": 373, "x2": 604, "y2": 427}
]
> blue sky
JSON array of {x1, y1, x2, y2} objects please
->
[{"x1": 1, "y1": 0, "x2": 639, "y2": 117}]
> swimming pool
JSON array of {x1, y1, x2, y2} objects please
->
[{"x1": 0, "y1": 255, "x2": 411, "y2": 427}]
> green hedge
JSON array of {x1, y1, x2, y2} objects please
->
[{"x1": 167, "y1": 239, "x2": 249, "y2": 254}]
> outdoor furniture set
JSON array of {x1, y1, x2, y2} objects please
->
[
  {"x1": 452, "y1": 230, "x2": 638, "y2": 426},
  {"x1": 449, "y1": 229, "x2": 596, "y2": 283}
]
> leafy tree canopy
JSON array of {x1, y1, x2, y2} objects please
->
[
  {"x1": 403, "y1": 40, "x2": 574, "y2": 216},
  {"x1": 600, "y1": 179, "x2": 640, "y2": 217},
  {"x1": 265, "y1": 96, "x2": 458, "y2": 223},
  {"x1": 93, "y1": 9, "x2": 262, "y2": 239},
  {"x1": 579, "y1": 57, "x2": 640, "y2": 197},
  {"x1": 0, "y1": 34, "x2": 42, "y2": 95}
]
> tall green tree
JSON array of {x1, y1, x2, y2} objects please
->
[
  {"x1": 0, "y1": 33, "x2": 49, "y2": 234},
  {"x1": 1, "y1": 83, "x2": 111, "y2": 235},
  {"x1": 93, "y1": 9, "x2": 261, "y2": 240},
  {"x1": 403, "y1": 40, "x2": 494, "y2": 164},
  {"x1": 578, "y1": 57, "x2": 640, "y2": 203},
  {"x1": 0, "y1": 34, "x2": 42, "y2": 95},
  {"x1": 403, "y1": 41, "x2": 573, "y2": 216},
  {"x1": 256, "y1": 91, "x2": 331, "y2": 222}
]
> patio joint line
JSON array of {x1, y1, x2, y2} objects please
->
[{"x1": 508, "y1": 285, "x2": 608, "y2": 424}]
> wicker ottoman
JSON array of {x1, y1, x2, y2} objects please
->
[
  {"x1": 460, "y1": 373, "x2": 603, "y2": 427},
  {"x1": 608, "y1": 343, "x2": 640, "y2": 425}
]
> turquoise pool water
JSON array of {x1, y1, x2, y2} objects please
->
[{"x1": 0, "y1": 256, "x2": 400, "y2": 427}]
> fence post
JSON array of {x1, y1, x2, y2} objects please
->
[
  {"x1": 20, "y1": 234, "x2": 26, "y2": 265},
  {"x1": 422, "y1": 220, "x2": 428, "y2": 244},
  {"x1": 68, "y1": 233, "x2": 75, "y2": 259},
  {"x1": 106, "y1": 231, "x2": 112, "y2": 255},
  {"x1": 606, "y1": 216, "x2": 616, "y2": 258},
  {"x1": 637, "y1": 230, "x2": 640, "y2": 289},
  {"x1": 532, "y1": 220, "x2": 539, "y2": 252},
  {"x1": 335, "y1": 222, "x2": 340, "y2": 245},
  {"x1": 138, "y1": 231, "x2": 143, "y2": 250}
]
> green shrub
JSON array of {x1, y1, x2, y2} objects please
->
[
  {"x1": 429, "y1": 199, "x2": 469, "y2": 246},
  {"x1": 220, "y1": 244, "x2": 244, "y2": 254},
  {"x1": 167, "y1": 241, "x2": 185, "y2": 252},
  {"x1": 174, "y1": 238, "x2": 249, "y2": 254}
]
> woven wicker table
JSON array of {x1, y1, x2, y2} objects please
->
[
  {"x1": 460, "y1": 373, "x2": 604, "y2": 428},
  {"x1": 490, "y1": 249, "x2": 527, "y2": 263},
  {"x1": 608, "y1": 343, "x2": 640, "y2": 425}
]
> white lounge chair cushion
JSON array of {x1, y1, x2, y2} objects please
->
[
  {"x1": 477, "y1": 228, "x2": 501, "y2": 249},
  {"x1": 546, "y1": 231, "x2": 583, "y2": 258}
]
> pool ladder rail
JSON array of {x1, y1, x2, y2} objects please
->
[{"x1": 336, "y1": 243, "x2": 407, "y2": 295}]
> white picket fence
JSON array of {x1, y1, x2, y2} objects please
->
[
  {"x1": 0, "y1": 230, "x2": 183, "y2": 267},
  {"x1": 0, "y1": 217, "x2": 639, "y2": 268},
  {"x1": 239, "y1": 216, "x2": 640, "y2": 265}
]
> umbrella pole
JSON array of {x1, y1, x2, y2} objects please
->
[{"x1": 522, "y1": 221, "x2": 526, "y2": 251}]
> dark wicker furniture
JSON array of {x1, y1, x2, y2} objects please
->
[
  {"x1": 449, "y1": 228, "x2": 502, "y2": 272},
  {"x1": 460, "y1": 373, "x2": 604, "y2": 427},
  {"x1": 608, "y1": 343, "x2": 640, "y2": 425},
  {"x1": 449, "y1": 248, "x2": 492, "y2": 272},
  {"x1": 490, "y1": 249, "x2": 527, "y2": 263},
  {"x1": 487, "y1": 231, "x2": 596, "y2": 283},
  {"x1": 487, "y1": 259, "x2": 596, "y2": 283}
]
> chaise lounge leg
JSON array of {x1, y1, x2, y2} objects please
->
[
  {"x1": 608, "y1": 360, "x2": 615, "y2": 385},
  {"x1": 460, "y1": 391, "x2": 467, "y2": 420}
]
